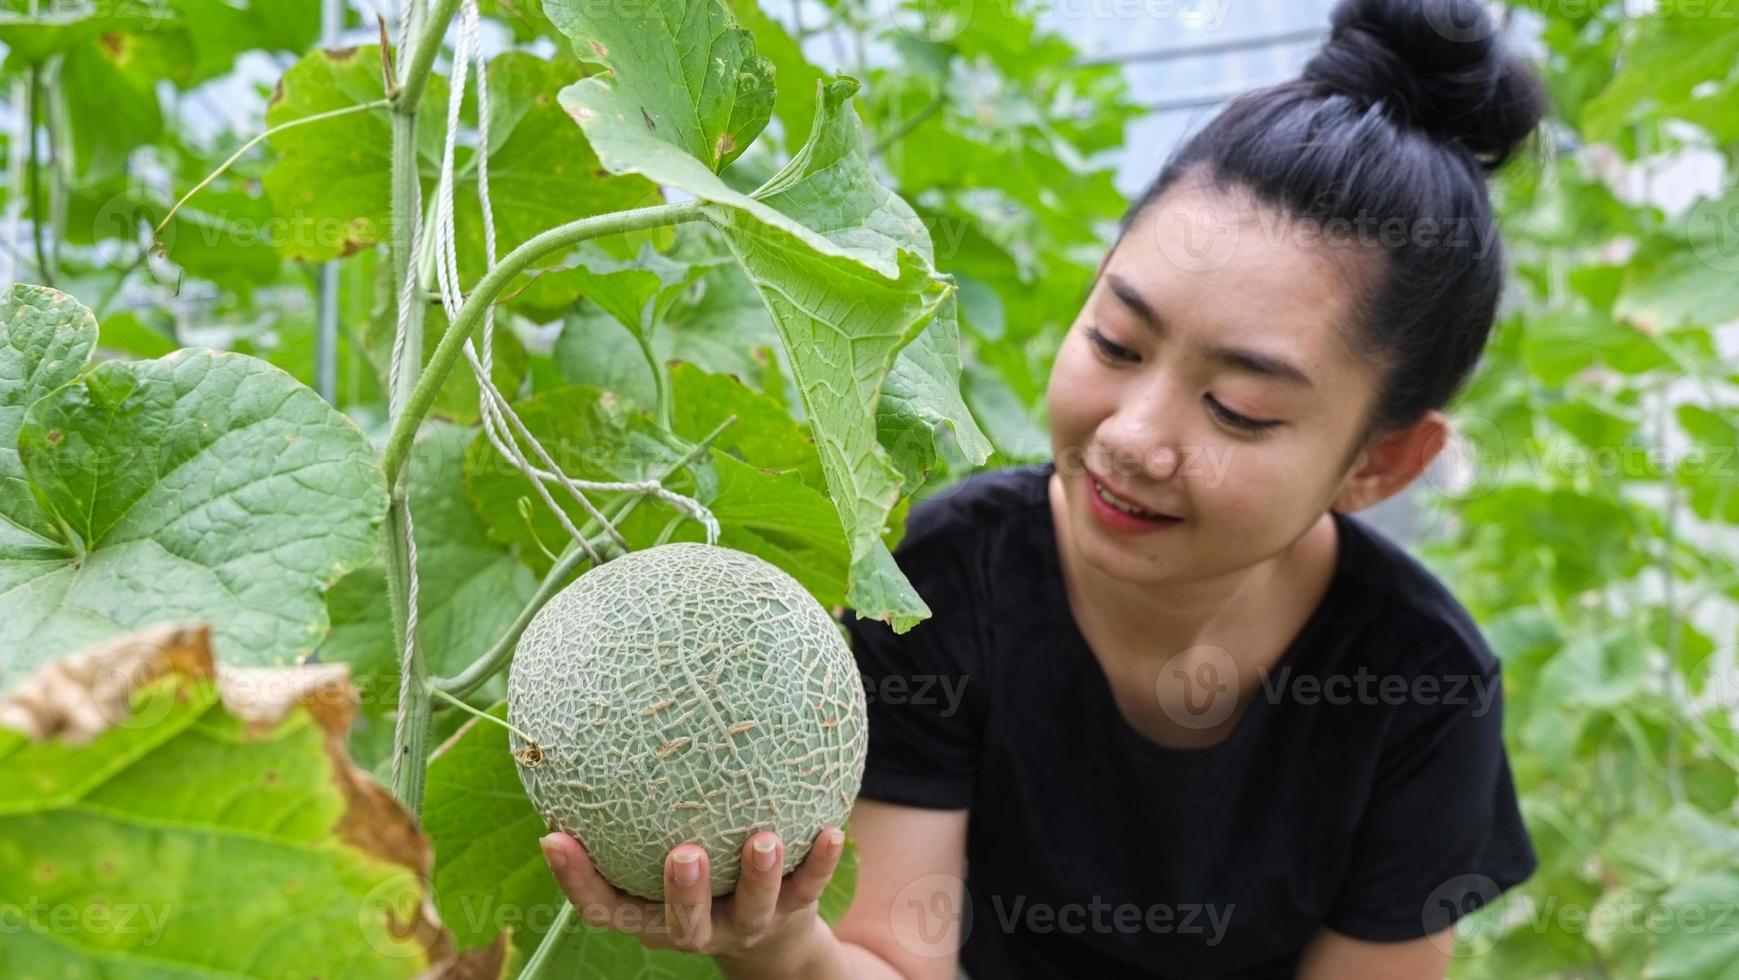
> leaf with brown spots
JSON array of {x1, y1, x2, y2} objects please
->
[{"x1": 0, "y1": 623, "x2": 492, "y2": 976}]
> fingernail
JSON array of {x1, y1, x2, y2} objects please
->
[
  {"x1": 673, "y1": 848, "x2": 701, "y2": 885},
  {"x1": 540, "y1": 834, "x2": 567, "y2": 871},
  {"x1": 827, "y1": 828, "x2": 845, "y2": 849},
  {"x1": 752, "y1": 835, "x2": 778, "y2": 871}
]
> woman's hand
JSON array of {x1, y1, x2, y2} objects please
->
[{"x1": 540, "y1": 826, "x2": 847, "y2": 966}]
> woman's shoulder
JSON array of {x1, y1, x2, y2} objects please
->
[{"x1": 1329, "y1": 509, "x2": 1501, "y2": 680}]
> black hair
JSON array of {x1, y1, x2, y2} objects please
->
[{"x1": 1116, "y1": 0, "x2": 1550, "y2": 446}]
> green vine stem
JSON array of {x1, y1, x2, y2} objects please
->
[
  {"x1": 378, "y1": 198, "x2": 709, "y2": 487},
  {"x1": 395, "y1": 0, "x2": 463, "y2": 111},
  {"x1": 25, "y1": 65, "x2": 50, "y2": 286},
  {"x1": 633, "y1": 324, "x2": 674, "y2": 429},
  {"x1": 520, "y1": 902, "x2": 578, "y2": 978},
  {"x1": 384, "y1": 0, "x2": 436, "y2": 814},
  {"x1": 432, "y1": 413, "x2": 739, "y2": 699},
  {"x1": 152, "y1": 100, "x2": 392, "y2": 246}
]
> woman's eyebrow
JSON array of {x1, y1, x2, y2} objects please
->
[{"x1": 1104, "y1": 273, "x2": 1314, "y2": 389}]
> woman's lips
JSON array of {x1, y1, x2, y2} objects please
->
[{"x1": 1086, "y1": 476, "x2": 1183, "y2": 533}]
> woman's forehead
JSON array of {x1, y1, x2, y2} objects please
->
[{"x1": 1107, "y1": 190, "x2": 1369, "y2": 368}]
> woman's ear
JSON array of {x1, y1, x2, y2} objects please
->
[{"x1": 1330, "y1": 411, "x2": 1450, "y2": 513}]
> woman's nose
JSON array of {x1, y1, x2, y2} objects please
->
[{"x1": 1093, "y1": 413, "x2": 1183, "y2": 483}]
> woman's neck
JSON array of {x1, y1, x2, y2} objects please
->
[{"x1": 1048, "y1": 470, "x2": 1337, "y2": 658}]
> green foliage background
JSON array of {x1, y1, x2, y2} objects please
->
[{"x1": 1, "y1": 0, "x2": 1737, "y2": 976}]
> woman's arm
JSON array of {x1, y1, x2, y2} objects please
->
[{"x1": 1295, "y1": 925, "x2": 1453, "y2": 980}]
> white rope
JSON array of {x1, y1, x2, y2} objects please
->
[
  {"x1": 431, "y1": 0, "x2": 720, "y2": 548},
  {"x1": 389, "y1": 3, "x2": 724, "y2": 786}
]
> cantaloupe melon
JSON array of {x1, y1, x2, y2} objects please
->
[{"x1": 507, "y1": 542, "x2": 868, "y2": 900}]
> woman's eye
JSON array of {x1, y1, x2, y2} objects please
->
[
  {"x1": 1205, "y1": 394, "x2": 1278, "y2": 433},
  {"x1": 1086, "y1": 326, "x2": 1137, "y2": 363}
]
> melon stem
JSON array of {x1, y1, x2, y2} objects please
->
[{"x1": 428, "y1": 688, "x2": 536, "y2": 742}]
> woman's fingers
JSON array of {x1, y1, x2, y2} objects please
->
[
  {"x1": 777, "y1": 826, "x2": 845, "y2": 913},
  {"x1": 662, "y1": 844, "x2": 715, "y2": 952},
  {"x1": 730, "y1": 832, "x2": 784, "y2": 938},
  {"x1": 541, "y1": 833, "x2": 650, "y2": 931}
]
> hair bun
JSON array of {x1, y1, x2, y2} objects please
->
[{"x1": 1302, "y1": 0, "x2": 1547, "y2": 170}]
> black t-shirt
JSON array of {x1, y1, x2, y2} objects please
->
[{"x1": 839, "y1": 460, "x2": 1537, "y2": 979}]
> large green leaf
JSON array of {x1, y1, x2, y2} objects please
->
[
  {"x1": 0, "y1": 285, "x2": 387, "y2": 691},
  {"x1": 668, "y1": 363, "x2": 848, "y2": 604},
  {"x1": 722, "y1": 0, "x2": 824, "y2": 150},
  {"x1": 877, "y1": 291, "x2": 994, "y2": 493},
  {"x1": 263, "y1": 45, "x2": 423, "y2": 261},
  {"x1": 452, "y1": 53, "x2": 668, "y2": 283},
  {"x1": 0, "y1": 4, "x2": 166, "y2": 64},
  {"x1": 172, "y1": 0, "x2": 321, "y2": 82},
  {"x1": 264, "y1": 46, "x2": 660, "y2": 282},
  {"x1": 425, "y1": 702, "x2": 858, "y2": 972},
  {"x1": 0, "y1": 285, "x2": 94, "y2": 552},
  {"x1": 550, "y1": 7, "x2": 970, "y2": 627},
  {"x1": 0, "y1": 626, "x2": 473, "y2": 975},
  {"x1": 668, "y1": 361, "x2": 821, "y2": 484},
  {"x1": 60, "y1": 33, "x2": 166, "y2": 182}
]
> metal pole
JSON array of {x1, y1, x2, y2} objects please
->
[{"x1": 1076, "y1": 27, "x2": 1327, "y2": 68}]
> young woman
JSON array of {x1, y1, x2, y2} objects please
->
[{"x1": 538, "y1": 0, "x2": 1547, "y2": 975}]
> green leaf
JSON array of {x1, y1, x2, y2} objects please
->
[
  {"x1": 171, "y1": 0, "x2": 320, "y2": 82},
  {"x1": 669, "y1": 360, "x2": 821, "y2": 483},
  {"x1": 451, "y1": 53, "x2": 666, "y2": 284},
  {"x1": 877, "y1": 290, "x2": 994, "y2": 493},
  {"x1": 1582, "y1": 10, "x2": 1739, "y2": 142},
  {"x1": 1618, "y1": 245, "x2": 1739, "y2": 331},
  {"x1": 264, "y1": 47, "x2": 660, "y2": 275},
  {"x1": 262, "y1": 45, "x2": 412, "y2": 261},
  {"x1": 1652, "y1": 873, "x2": 1739, "y2": 978},
  {"x1": 661, "y1": 256, "x2": 784, "y2": 387},
  {"x1": 0, "y1": 631, "x2": 451, "y2": 974},
  {"x1": 1675, "y1": 404, "x2": 1739, "y2": 523},
  {"x1": 60, "y1": 33, "x2": 164, "y2": 182},
  {"x1": 0, "y1": 285, "x2": 95, "y2": 552},
  {"x1": 0, "y1": 4, "x2": 166, "y2": 64},
  {"x1": 553, "y1": 304, "x2": 663, "y2": 408},
  {"x1": 552, "y1": 38, "x2": 958, "y2": 628},
  {"x1": 546, "y1": 0, "x2": 774, "y2": 171},
  {"x1": 703, "y1": 451, "x2": 849, "y2": 607},
  {"x1": 722, "y1": 0, "x2": 824, "y2": 150},
  {"x1": 1520, "y1": 308, "x2": 1669, "y2": 387},
  {"x1": 0, "y1": 285, "x2": 387, "y2": 690}
]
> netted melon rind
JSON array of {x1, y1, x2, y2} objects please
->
[{"x1": 507, "y1": 542, "x2": 868, "y2": 900}]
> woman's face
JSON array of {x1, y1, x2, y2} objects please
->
[{"x1": 1045, "y1": 179, "x2": 1389, "y2": 588}]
